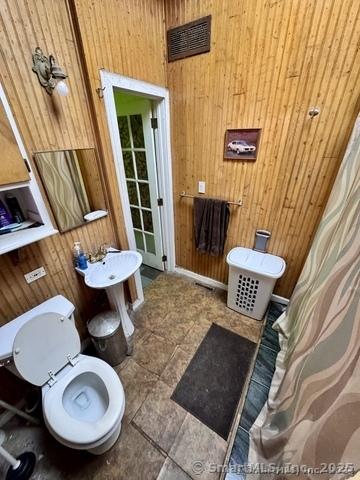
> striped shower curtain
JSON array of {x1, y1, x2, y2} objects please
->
[{"x1": 248, "y1": 116, "x2": 360, "y2": 478}]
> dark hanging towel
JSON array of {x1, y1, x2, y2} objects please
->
[{"x1": 194, "y1": 197, "x2": 230, "y2": 256}]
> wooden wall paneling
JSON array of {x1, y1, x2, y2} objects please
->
[
  {"x1": 276, "y1": 0, "x2": 360, "y2": 287},
  {"x1": 70, "y1": 0, "x2": 168, "y2": 298},
  {"x1": 0, "y1": 0, "x2": 117, "y2": 331},
  {"x1": 166, "y1": 0, "x2": 360, "y2": 298}
]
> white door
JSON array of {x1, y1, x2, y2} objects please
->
[{"x1": 116, "y1": 96, "x2": 164, "y2": 270}]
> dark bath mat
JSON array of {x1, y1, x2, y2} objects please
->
[{"x1": 171, "y1": 323, "x2": 256, "y2": 440}]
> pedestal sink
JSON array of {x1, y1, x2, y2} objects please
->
[{"x1": 76, "y1": 249, "x2": 142, "y2": 352}]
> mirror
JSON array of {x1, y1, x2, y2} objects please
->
[{"x1": 34, "y1": 148, "x2": 107, "y2": 233}]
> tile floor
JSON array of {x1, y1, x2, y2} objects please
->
[{"x1": 0, "y1": 272, "x2": 263, "y2": 480}]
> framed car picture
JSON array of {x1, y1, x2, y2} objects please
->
[{"x1": 224, "y1": 128, "x2": 261, "y2": 161}]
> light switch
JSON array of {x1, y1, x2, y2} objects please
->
[{"x1": 198, "y1": 181, "x2": 206, "y2": 194}]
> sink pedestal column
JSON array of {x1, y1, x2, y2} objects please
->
[{"x1": 106, "y1": 283, "x2": 135, "y2": 355}]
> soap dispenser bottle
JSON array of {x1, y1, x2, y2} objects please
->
[
  {"x1": 78, "y1": 251, "x2": 88, "y2": 270},
  {"x1": 73, "y1": 241, "x2": 88, "y2": 270},
  {"x1": 73, "y1": 242, "x2": 82, "y2": 267}
]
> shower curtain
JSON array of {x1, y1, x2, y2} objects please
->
[
  {"x1": 36, "y1": 150, "x2": 91, "y2": 231},
  {"x1": 248, "y1": 116, "x2": 360, "y2": 478}
]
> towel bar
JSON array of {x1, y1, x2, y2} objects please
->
[{"x1": 179, "y1": 191, "x2": 243, "y2": 207}]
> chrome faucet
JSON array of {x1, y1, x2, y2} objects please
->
[
  {"x1": 87, "y1": 244, "x2": 122, "y2": 263},
  {"x1": 88, "y1": 244, "x2": 107, "y2": 263}
]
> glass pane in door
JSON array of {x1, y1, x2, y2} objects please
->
[
  {"x1": 118, "y1": 116, "x2": 130, "y2": 148},
  {"x1": 127, "y1": 181, "x2": 138, "y2": 205},
  {"x1": 135, "y1": 152, "x2": 148, "y2": 180},
  {"x1": 123, "y1": 151, "x2": 135, "y2": 178},
  {"x1": 142, "y1": 210, "x2": 153, "y2": 232},
  {"x1": 139, "y1": 183, "x2": 151, "y2": 208},
  {"x1": 134, "y1": 230, "x2": 144, "y2": 250},
  {"x1": 145, "y1": 233, "x2": 156, "y2": 254},
  {"x1": 130, "y1": 115, "x2": 145, "y2": 147}
]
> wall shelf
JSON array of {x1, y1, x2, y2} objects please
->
[
  {"x1": 0, "y1": 225, "x2": 58, "y2": 255},
  {"x1": 0, "y1": 83, "x2": 57, "y2": 254}
]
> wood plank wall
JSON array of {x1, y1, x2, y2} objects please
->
[
  {"x1": 0, "y1": 0, "x2": 118, "y2": 333},
  {"x1": 165, "y1": 0, "x2": 360, "y2": 298},
  {"x1": 71, "y1": 0, "x2": 167, "y2": 249}
]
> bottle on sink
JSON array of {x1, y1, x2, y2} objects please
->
[{"x1": 73, "y1": 241, "x2": 88, "y2": 270}]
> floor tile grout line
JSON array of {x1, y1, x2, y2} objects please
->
[
  {"x1": 121, "y1": 358, "x2": 161, "y2": 424},
  {"x1": 131, "y1": 405, "x2": 190, "y2": 466},
  {"x1": 130, "y1": 420, "x2": 168, "y2": 457},
  {"x1": 248, "y1": 377, "x2": 271, "y2": 390},
  {"x1": 238, "y1": 425, "x2": 250, "y2": 435},
  {"x1": 160, "y1": 455, "x2": 193, "y2": 480},
  {"x1": 259, "y1": 343, "x2": 280, "y2": 355},
  {"x1": 257, "y1": 342, "x2": 279, "y2": 355}
]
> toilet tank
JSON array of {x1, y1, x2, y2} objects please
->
[{"x1": 0, "y1": 295, "x2": 75, "y2": 366}]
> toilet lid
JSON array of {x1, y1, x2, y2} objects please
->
[{"x1": 13, "y1": 313, "x2": 81, "y2": 386}]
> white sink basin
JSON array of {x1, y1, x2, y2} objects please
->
[
  {"x1": 84, "y1": 251, "x2": 142, "y2": 289},
  {"x1": 76, "y1": 249, "x2": 142, "y2": 350}
]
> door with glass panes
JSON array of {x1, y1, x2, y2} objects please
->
[{"x1": 117, "y1": 96, "x2": 164, "y2": 270}]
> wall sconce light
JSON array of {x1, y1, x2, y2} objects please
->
[{"x1": 32, "y1": 47, "x2": 69, "y2": 96}]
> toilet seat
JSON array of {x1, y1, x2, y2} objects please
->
[
  {"x1": 43, "y1": 355, "x2": 125, "y2": 446},
  {"x1": 12, "y1": 311, "x2": 125, "y2": 451},
  {"x1": 12, "y1": 312, "x2": 80, "y2": 386}
]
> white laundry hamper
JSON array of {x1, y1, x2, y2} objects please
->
[{"x1": 226, "y1": 247, "x2": 286, "y2": 320}]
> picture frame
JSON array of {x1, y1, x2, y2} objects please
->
[{"x1": 224, "y1": 128, "x2": 261, "y2": 161}]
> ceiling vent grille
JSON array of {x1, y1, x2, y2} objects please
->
[{"x1": 167, "y1": 15, "x2": 211, "y2": 62}]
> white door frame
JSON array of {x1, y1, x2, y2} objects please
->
[{"x1": 100, "y1": 70, "x2": 176, "y2": 308}]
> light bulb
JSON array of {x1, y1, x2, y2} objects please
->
[{"x1": 55, "y1": 80, "x2": 69, "y2": 97}]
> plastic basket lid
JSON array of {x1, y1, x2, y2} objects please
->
[
  {"x1": 226, "y1": 247, "x2": 286, "y2": 279},
  {"x1": 87, "y1": 311, "x2": 121, "y2": 339}
]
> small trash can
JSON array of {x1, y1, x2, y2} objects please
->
[
  {"x1": 87, "y1": 311, "x2": 127, "y2": 366},
  {"x1": 226, "y1": 247, "x2": 286, "y2": 320}
]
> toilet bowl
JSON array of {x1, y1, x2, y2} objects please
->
[
  {"x1": 42, "y1": 355, "x2": 125, "y2": 454},
  {"x1": 0, "y1": 296, "x2": 125, "y2": 455}
]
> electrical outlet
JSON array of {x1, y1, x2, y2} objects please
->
[
  {"x1": 24, "y1": 267, "x2": 46, "y2": 284},
  {"x1": 198, "y1": 181, "x2": 206, "y2": 194}
]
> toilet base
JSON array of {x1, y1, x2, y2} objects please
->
[{"x1": 87, "y1": 421, "x2": 122, "y2": 455}]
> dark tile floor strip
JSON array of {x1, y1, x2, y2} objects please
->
[
  {"x1": 141, "y1": 265, "x2": 162, "y2": 288},
  {"x1": 226, "y1": 302, "x2": 285, "y2": 479}
]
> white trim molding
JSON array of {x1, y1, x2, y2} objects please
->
[
  {"x1": 175, "y1": 266, "x2": 290, "y2": 305},
  {"x1": 175, "y1": 267, "x2": 227, "y2": 291},
  {"x1": 130, "y1": 298, "x2": 143, "y2": 312},
  {"x1": 100, "y1": 71, "x2": 176, "y2": 305},
  {"x1": 269, "y1": 293, "x2": 289, "y2": 306}
]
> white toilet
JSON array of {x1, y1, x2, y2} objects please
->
[{"x1": 0, "y1": 295, "x2": 125, "y2": 455}]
